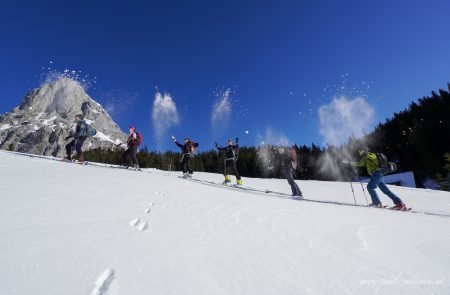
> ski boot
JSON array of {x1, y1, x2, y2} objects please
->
[
  {"x1": 368, "y1": 203, "x2": 383, "y2": 208},
  {"x1": 223, "y1": 175, "x2": 231, "y2": 184},
  {"x1": 391, "y1": 203, "x2": 407, "y2": 211},
  {"x1": 236, "y1": 179, "x2": 243, "y2": 185}
]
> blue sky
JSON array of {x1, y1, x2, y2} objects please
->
[{"x1": 1, "y1": 0, "x2": 449, "y2": 150}]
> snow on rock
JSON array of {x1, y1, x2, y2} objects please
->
[
  {"x1": 0, "y1": 77, "x2": 126, "y2": 156},
  {"x1": 1, "y1": 150, "x2": 450, "y2": 295},
  {"x1": 0, "y1": 124, "x2": 11, "y2": 131},
  {"x1": 42, "y1": 116, "x2": 57, "y2": 125}
]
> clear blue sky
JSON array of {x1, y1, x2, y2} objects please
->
[{"x1": 1, "y1": 0, "x2": 449, "y2": 150}]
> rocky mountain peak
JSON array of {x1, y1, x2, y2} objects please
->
[{"x1": 0, "y1": 77, "x2": 127, "y2": 157}]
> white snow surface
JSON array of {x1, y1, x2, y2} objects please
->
[{"x1": 0, "y1": 150, "x2": 449, "y2": 295}]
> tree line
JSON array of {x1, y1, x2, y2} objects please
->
[{"x1": 84, "y1": 84, "x2": 450, "y2": 189}]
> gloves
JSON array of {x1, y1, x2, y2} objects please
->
[
  {"x1": 342, "y1": 159, "x2": 350, "y2": 165},
  {"x1": 171, "y1": 135, "x2": 176, "y2": 142},
  {"x1": 64, "y1": 136, "x2": 72, "y2": 140}
]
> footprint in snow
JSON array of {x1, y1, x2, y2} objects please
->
[
  {"x1": 137, "y1": 221, "x2": 149, "y2": 232},
  {"x1": 90, "y1": 268, "x2": 115, "y2": 295},
  {"x1": 145, "y1": 202, "x2": 154, "y2": 214},
  {"x1": 154, "y1": 191, "x2": 166, "y2": 197},
  {"x1": 129, "y1": 218, "x2": 140, "y2": 227}
]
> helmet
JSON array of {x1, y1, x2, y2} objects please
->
[
  {"x1": 75, "y1": 114, "x2": 84, "y2": 120},
  {"x1": 359, "y1": 147, "x2": 369, "y2": 156},
  {"x1": 129, "y1": 126, "x2": 136, "y2": 131}
]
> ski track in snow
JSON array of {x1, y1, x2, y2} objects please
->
[
  {"x1": 357, "y1": 225, "x2": 370, "y2": 251},
  {"x1": 90, "y1": 268, "x2": 115, "y2": 295}
]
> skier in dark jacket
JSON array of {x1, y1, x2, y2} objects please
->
[
  {"x1": 172, "y1": 135, "x2": 199, "y2": 177},
  {"x1": 65, "y1": 114, "x2": 88, "y2": 161},
  {"x1": 216, "y1": 138, "x2": 242, "y2": 185},
  {"x1": 278, "y1": 147, "x2": 302, "y2": 197},
  {"x1": 121, "y1": 126, "x2": 140, "y2": 168}
]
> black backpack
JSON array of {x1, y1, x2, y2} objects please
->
[
  {"x1": 376, "y1": 153, "x2": 388, "y2": 169},
  {"x1": 376, "y1": 153, "x2": 397, "y2": 174}
]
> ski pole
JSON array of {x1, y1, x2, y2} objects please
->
[
  {"x1": 349, "y1": 179, "x2": 357, "y2": 205},
  {"x1": 358, "y1": 176, "x2": 369, "y2": 205},
  {"x1": 344, "y1": 169, "x2": 358, "y2": 205}
]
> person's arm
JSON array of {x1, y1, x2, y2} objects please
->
[
  {"x1": 351, "y1": 157, "x2": 365, "y2": 167},
  {"x1": 174, "y1": 141, "x2": 183, "y2": 148},
  {"x1": 216, "y1": 144, "x2": 226, "y2": 151},
  {"x1": 172, "y1": 136, "x2": 183, "y2": 148}
]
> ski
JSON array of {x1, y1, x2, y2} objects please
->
[{"x1": 59, "y1": 158, "x2": 88, "y2": 165}]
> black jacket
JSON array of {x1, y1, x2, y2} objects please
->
[
  {"x1": 217, "y1": 144, "x2": 239, "y2": 159},
  {"x1": 175, "y1": 140, "x2": 199, "y2": 154}
]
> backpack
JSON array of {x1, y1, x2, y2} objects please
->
[
  {"x1": 290, "y1": 148, "x2": 298, "y2": 169},
  {"x1": 376, "y1": 152, "x2": 397, "y2": 174},
  {"x1": 376, "y1": 153, "x2": 388, "y2": 170},
  {"x1": 188, "y1": 141, "x2": 197, "y2": 154},
  {"x1": 85, "y1": 123, "x2": 97, "y2": 137},
  {"x1": 135, "y1": 132, "x2": 143, "y2": 146}
]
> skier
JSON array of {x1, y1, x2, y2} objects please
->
[
  {"x1": 215, "y1": 138, "x2": 242, "y2": 185},
  {"x1": 277, "y1": 147, "x2": 303, "y2": 198},
  {"x1": 343, "y1": 148, "x2": 407, "y2": 210},
  {"x1": 65, "y1": 114, "x2": 88, "y2": 162},
  {"x1": 121, "y1": 126, "x2": 141, "y2": 168},
  {"x1": 172, "y1": 136, "x2": 199, "y2": 178}
]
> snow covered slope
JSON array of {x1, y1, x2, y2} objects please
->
[{"x1": 1, "y1": 150, "x2": 449, "y2": 295}]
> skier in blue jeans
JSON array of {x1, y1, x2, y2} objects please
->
[{"x1": 345, "y1": 148, "x2": 406, "y2": 210}]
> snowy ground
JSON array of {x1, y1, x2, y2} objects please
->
[{"x1": 0, "y1": 150, "x2": 449, "y2": 295}]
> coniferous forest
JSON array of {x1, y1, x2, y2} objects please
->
[{"x1": 84, "y1": 84, "x2": 450, "y2": 190}]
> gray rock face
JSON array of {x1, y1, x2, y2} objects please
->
[{"x1": 0, "y1": 77, "x2": 127, "y2": 157}]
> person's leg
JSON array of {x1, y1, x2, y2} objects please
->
[
  {"x1": 75, "y1": 137, "x2": 86, "y2": 161},
  {"x1": 131, "y1": 146, "x2": 139, "y2": 167},
  {"x1": 367, "y1": 172, "x2": 383, "y2": 205},
  {"x1": 65, "y1": 140, "x2": 75, "y2": 160},
  {"x1": 224, "y1": 159, "x2": 231, "y2": 182},
  {"x1": 232, "y1": 159, "x2": 241, "y2": 180},
  {"x1": 378, "y1": 179, "x2": 403, "y2": 205},
  {"x1": 122, "y1": 148, "x2": 131, "y2": 166},
  {"x1": 283, "y1": 167, "x2": 302, "y2": 196},
  {"x1": 181, "y1": 155, "x2": 188, "y2": 173},
  {"x1": 186, "y1": 156, "x2": 193, "y2": 174}
]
